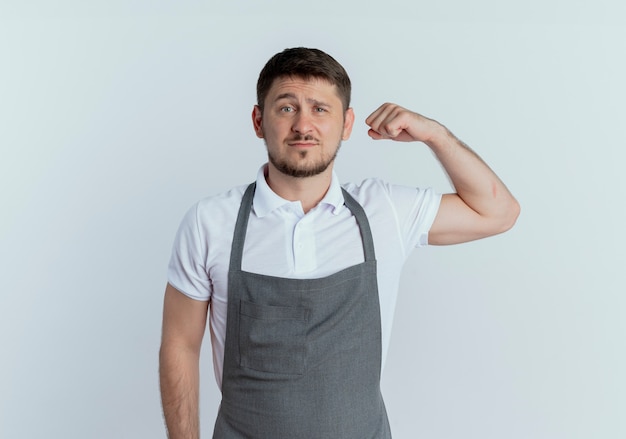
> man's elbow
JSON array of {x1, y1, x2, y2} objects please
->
[{"x1": 497, "y1": 198, "x2": 521, "y2": 234}]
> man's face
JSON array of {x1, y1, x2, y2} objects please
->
[{"x1": 253, "y1": 76, "x2": 354, "y2": 178}]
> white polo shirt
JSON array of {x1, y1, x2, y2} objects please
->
[{"x1": 168, "y1": 165, "x2": 442, "y2": 388}]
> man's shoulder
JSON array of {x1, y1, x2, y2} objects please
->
[
  {"x1": 340, "y1": 177, "x2": 439, "y2": 213},
  {"x1": 340, "y1": 178, "x2": 394, "y2": 202},
  {"x1": 191, "y1": 184, "x2": 249, "y2": 221}
]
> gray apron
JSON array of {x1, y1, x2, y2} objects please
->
[{"x1": 213, "y1": 183, "x2": 392, "y2": 439}]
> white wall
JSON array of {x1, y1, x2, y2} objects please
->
[{"x1": 1, "y1": 2, "x2": 625, "y2": 438}]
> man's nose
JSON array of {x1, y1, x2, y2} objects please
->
[{"x1": 291, "y1": 112, "x2": 313, "y2": 134}]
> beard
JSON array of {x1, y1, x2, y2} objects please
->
[{"x1": 267, "y1": 137, "x2": 341, "y2": 178}]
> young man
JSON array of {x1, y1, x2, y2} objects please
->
[{"x1": 159, "y1": 47, "x2": 519, "y2": 439}]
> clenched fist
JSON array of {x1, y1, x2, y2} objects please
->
[{"x1": 365, "y1": 103, "x2": 444, "y2": 144}]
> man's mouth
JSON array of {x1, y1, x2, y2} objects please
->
[
  {"x1": 288, "y1": 142, "x2": 318, "y2": 147},
  {"x1": 287, "y1": 136, "x2": 319, "y2": 147}
]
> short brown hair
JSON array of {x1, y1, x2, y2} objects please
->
[{"x1": 256, "y1": 47, "x2": 351, "y2": 111}]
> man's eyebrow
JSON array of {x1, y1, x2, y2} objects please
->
[
  {"x1": 273, "y1": 93, "x2": 332, "y2": 108},
  {"x1": 308, "y1": 98, "x2": 331, "y2": 108}
]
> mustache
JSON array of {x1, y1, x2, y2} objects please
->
[{"x1": 286, "y1": 134, "x2": 320, "y2": 143}]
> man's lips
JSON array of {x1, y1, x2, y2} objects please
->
[{"x1": 288, "y1": 141, "x2": 318, "y2": 147}]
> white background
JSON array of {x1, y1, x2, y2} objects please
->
[{"x1": 1, "y1": 1, "x2": 625, "y2": 438}]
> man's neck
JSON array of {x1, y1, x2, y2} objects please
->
[{"x1": 265, "y1": 164, "x2": 333, "y2": 214}]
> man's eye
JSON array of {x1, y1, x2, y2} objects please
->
[
  {"x1": 280, "y1": 106, "x2": 294, "y2": 113},
  {"x1": 314, "y1": 107, "x2": 326, "y2": 113}
]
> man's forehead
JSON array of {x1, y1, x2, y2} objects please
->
[
  {"x1": 267, "y1": 75, "x2": 340, "y2": 102},
  {"x1": 269, "y1": 75, "x2": 337, "y2": 93}
]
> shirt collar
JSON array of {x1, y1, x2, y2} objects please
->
[{"x1": 252, "y1": 164, "x2": 346, "y2": 217}]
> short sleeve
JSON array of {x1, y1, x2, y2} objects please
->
[
  {"x1": 167, "y1": 204, "x2": 212, "y2": 301},
  {"x1": 382, "y1": 182, "x2": 442, "y2": 249}
]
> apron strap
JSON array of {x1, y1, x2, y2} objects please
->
[
  {"x1": 229, "y1": 183, "x2": 256, "y2": 272},
  {"x1": 341, "y1": 188, "x2": 376, "y2": 262}
]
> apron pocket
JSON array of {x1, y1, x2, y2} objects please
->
[{"x1": 238, "y1": 299, "x2": 307, "y2": 375}]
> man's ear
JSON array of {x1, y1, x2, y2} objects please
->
[
  {"x1": 252, "y1": 105, "x2": 264, "y2": 138},
  {"x1": 342, "y1": 107, "x2": 355, "y2": 141}
]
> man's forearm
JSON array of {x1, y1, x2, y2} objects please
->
[
  {"x1": 159, "y1": 344, "x2": 200, "y2": 439},
  {"x1": 426, "y1": 124, "x2": 520, "y2": 229}
]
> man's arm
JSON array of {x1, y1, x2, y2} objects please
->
[
  {"x1": 159, "y1": 283, "x2": 209, "y2": 439},
  {"x1": 366, "y1": 103, "x2": 520, "y2": 245}
]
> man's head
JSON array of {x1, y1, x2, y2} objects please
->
[
  {"x1": 256, "y1": 47, "x2": 351, "y2": 113},
  {"x1": 253, "y1": 48, "x2": 355, "y2": 180}
]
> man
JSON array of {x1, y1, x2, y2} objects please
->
[{"x1": 159, "y1": 47, "x2": 519, "y2": 439}]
